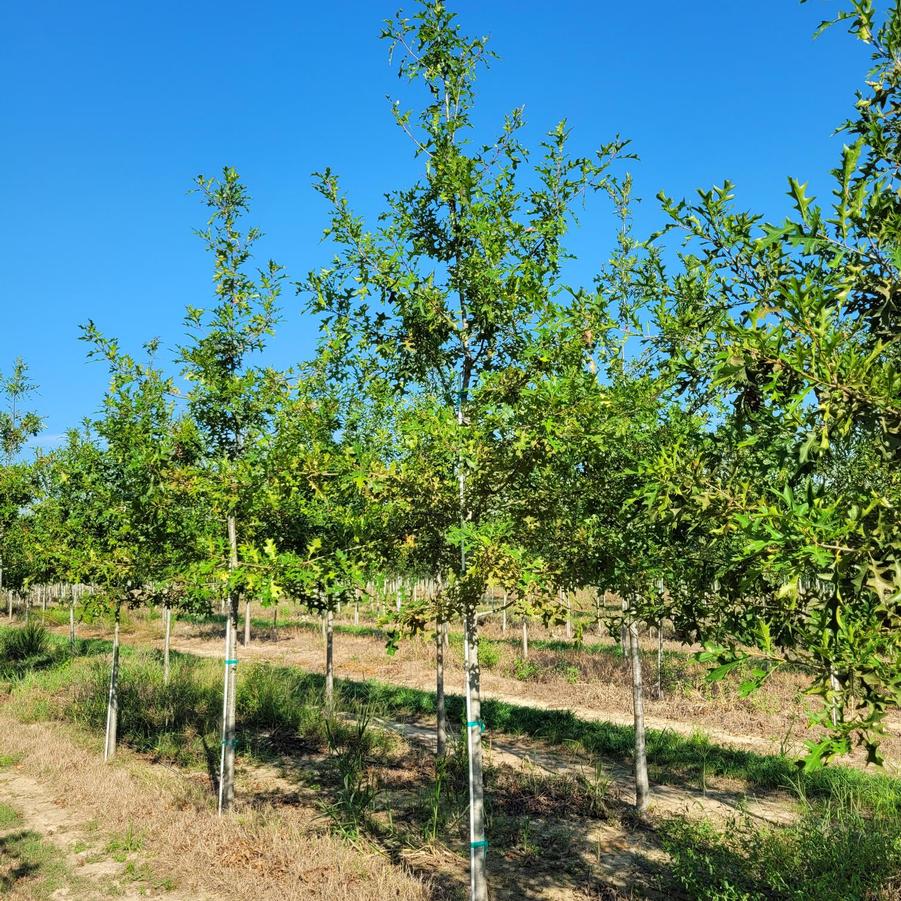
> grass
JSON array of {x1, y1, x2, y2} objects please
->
[
  {"x1": 0, "y1": 800, "x2": 75, "y2": 901},
  {"x1": 5, "y1": 624, "x2": 897, "y2": 813},
  {"x1": 3, "y1": 621, "x2": 900, "y2": 899},
  {"x1": 0, "y1": 804, "x2": 21, "y2": 829},
  {"x1": 660, "y1": 775, "x2": 901, "y2": 900}
]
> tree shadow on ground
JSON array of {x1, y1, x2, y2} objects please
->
[{"x1": 0, "y1": 830, "x2": 48, "y2": 894}]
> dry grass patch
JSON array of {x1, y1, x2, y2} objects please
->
[{"x1": 0, "y1": 715, "x2": 437, "y2": 900}]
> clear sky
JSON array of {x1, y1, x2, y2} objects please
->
[{"x1": 0, "y1": 1, "x2": 869, "y2": 448}]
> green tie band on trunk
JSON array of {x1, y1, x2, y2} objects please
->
[
  {"x1": 221, "y1": 737, "x2": 238, "y2": 747},
  {"x1": 470, "y1": 839, "x2": 489, "y2": 849},
  {"x1": 225, "y1": 659, "x2": 238, "y2": 665},
  {"x1": 466, "y1": 720, "x2": 486, "y2": 731}
]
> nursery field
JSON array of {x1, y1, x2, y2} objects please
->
[
  {"x1": 75, "y1": 605, "x2": 901, "y2": 770},
  {"x1": 0, "y1": 608, "x2": 899, "y2": 899},
  {"x1": 2, "y1": 0, "x2": 900, "y2": 898}
]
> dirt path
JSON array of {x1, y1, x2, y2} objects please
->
[
  {"x1": 126, "y1": 626, "x2": 802, "y2": 827},
  {"x1": 0, "y1": 762, "x2": 182, "y2": 899},
  {"x1": 381, "y1": 718, "x2": 797, "y2": 828},
  {"x1": 166, "y1": 628, "x2": 796, "y2": 760}
]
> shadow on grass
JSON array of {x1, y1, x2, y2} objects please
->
[
  {"x1": 89, "y1": 642, "x2": 901, "y2": 814},
  {"x1": 0, "y1": 829, "x2": 68, "y2": 895},
  {"x1": 0, "y1": 831, "x2": 41, "y2": 893},
  {"x1": 13, "y1": 633, "x2": 901, "y2": 819}
]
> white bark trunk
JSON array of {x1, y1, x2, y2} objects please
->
[
  {"x1": 325, "y1": 607, "x2": 335, "y2": 709},
  {"x1": 628, "y1": 609, "x2": 649, "y2": 815},
  {"x1": 103, "y1": 614, "x2": 121, "y2": 761},
  {"x1": 218, "y1": 514, "x2": 239, "y2": 814},
  {"x1": 655, "y1": 621, "x2": 663, "y2": 700},
  {"x1": 436, "y1": 618, "x2": 447, "y2": 757},
  {"x1": 163, "y1": 605, "x2": 172, "y2": 685},
  {"x1": 464, "y1": 612, "x2": 488, "y2": 901}
]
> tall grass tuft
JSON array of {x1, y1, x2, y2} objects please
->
[
  {"x1": 660, "y1": 771, "x2": 901, "y2": 900},
  {"x1": 2, "y1": 623, "x2": 49, "y2": 662}
]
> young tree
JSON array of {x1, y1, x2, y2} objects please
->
[
  {"x1": 180, "y1": 167, "x2": 284, "y2": 811},
  {"x1": 0, "y1": 360, "x2": 43, "y2": 593},
  {"x1": 306, "y1": 4, "x2": 627, "y2": 894},
  {"x1": 76, "y1": 330, "x2": 206, "y2": 759},
  {"x1": 264, "y1": 363, "x2": 395, "y2": 710},
  {"x1": 638, "y1": 1, "x2": 901, "y2": 765}
]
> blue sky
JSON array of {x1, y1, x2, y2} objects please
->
[{"x1": 0, "y1": 1, "x2": 868, "y2": 447}]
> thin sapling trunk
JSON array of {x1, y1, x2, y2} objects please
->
[
  {"x1": 218, "y1": 513, "x2": 240, "y2": 814},
  {"x1": 464, "y1": 612, "x2": 488, "y2": 901},
  {"x1": 325, "y1": 606, "x2": 335, "y2": 709},
  {"x1": 655, "y1": 620, "x2": 663, "y2": 701},
  {"x1": 436, "y1": 617, "x2": 447, "y2": 758},
  {"x1": 104, "y1": 606, "x2": 121, "y2": 761},
  {"x1": 628, "y1": 606, "x2": 649, "y2": 815},
  {"x1": 163, "y1": 605, "x2": 172, "y2": 685}
]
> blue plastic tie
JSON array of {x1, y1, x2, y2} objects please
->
[
  {"x1": 225, "y1": 659, "x2": 238, "y2": 665},
  {"x1": 470, "y1": 839, "x2": 489, "y2": 849},
  {"x1": 466, "y1": 720, "x2": 486, "y2": 732}
]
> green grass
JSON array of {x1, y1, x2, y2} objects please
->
[
  {"x1": 660, "y1": 775, "x2": 901, "y2": 900},
  {"x1": 0, "y1": 803, "x2": 21, "y2": 829},
  {"x1": 0, "y1": 820, "x2": 74, "y2": 899},
  {"x1": 4, "y1": 623, "x2": 897, "y2": 813}
]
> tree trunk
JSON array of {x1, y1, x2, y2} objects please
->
[
  {"x1": 628, "y1": 608, "x2": 649, "y2": 815},
  {"x1": 243, "y1": 599, "x2": 251, "y2": 647},
  {"x1": 218, "y1": 514, "x2": 240, "y2": 815},
  {"x1": 521, "y1": 617, "x2": 529, "y2": 659},
  {"x1": 163, "y1": 605, "x2": 172, "y2": 686},
  {"x1": 563, "y1": 590, "x2": 572, "y2": 640},
  {"x1": 501, "y1": 590, "x2": 507, "y2": 634},
  {"x1": 69, "y1": 590, "x2": 76, "y2": 649},
  {"x1": 655, "y1": 620, "x2": 663, "y2": 700},
  {"x1": 436, "y1": 617, "x2": 447, "y2": 758},
  {"x1": 272, "y1": 604, "x2": 278, "y2": 637},
  {"x1": 7, "y1": 589, "x2": 11, "y2": 621},
  {"x1": 464, "y1": 611, "x2": 488, "y2": 901},
  {"x1": 325, "y1": 606, "x2": 335, "y2": 709},
  {"x1": 830, "y1": 668, "x2": 841, "y2": 727},
  {"x1": 104, "y1": 610, "x2": 121, "y2": 761}
]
